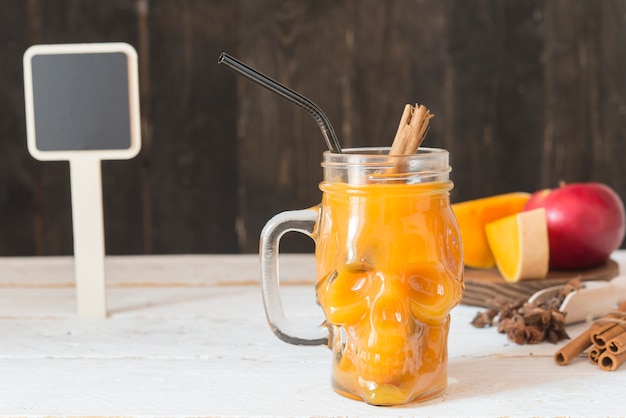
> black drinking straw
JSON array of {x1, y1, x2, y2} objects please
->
[{"x1": 218, "y1": 52, "x2": 342, "y2": 154}]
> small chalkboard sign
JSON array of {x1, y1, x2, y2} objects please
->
[
  {"x1": 23, "y1": 43, "x2": 141, "y2": 318},
  {"x1": 24, "y1": 43, "x2": 140, "y2": 159}
]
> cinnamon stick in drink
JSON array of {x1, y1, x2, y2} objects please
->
[
  {"x1": 390, "y1": 103, "x2": 434, "y2": 155},
  {"x1": 404, "y1": 105, "x2": 430, "y2": 153},
  {"x1": 390, "y1": 105, "x2": 413, "y2": 155}
]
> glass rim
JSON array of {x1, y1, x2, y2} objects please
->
[
  {"x1": 322, "y1": 147, "x2": 449, "y2": 169},
  {"x1": 323, "y1": 146, "x2": 447, "y2": 156}
]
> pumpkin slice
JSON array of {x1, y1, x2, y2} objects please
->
[
  {"x1": 452, "y1": 192, "x2": 531, "y2": 268},
  {"x1": 485, "y1": 208, "x2": 549, "y2": 282}
]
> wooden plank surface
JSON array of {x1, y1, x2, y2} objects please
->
[
  {"x1": 147, "y1": 0, "x2": 239, "y2": 254},
  {"x1": 0, "y1": 252, "x2": 625, "y2": 416},
  {"x1": 236, "y1": 0, "x2": 344, "y2": 253},
  {"x1": 348, "y1": 0, "x2": 445, "y2": 150},
  {"x1": 542, "y1": 0, "x2": 626, "y2": 191},
  {"x1": 444, "y1": 0, "x2": 545, "y2": 201},
  {"x1": 0, "y1": 1, "x2": 35, "y2": 255}
]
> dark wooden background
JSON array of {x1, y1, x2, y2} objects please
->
[{"x1": 1, "y1": 0, "x2": 625, "y2": 256}]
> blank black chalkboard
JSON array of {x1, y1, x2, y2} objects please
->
[
  {"x1": 31, "y1": 52, "x2": 131, "y2": 151},
  {"x1": 24, "y1": 43, "x2": 140, "y2": 161}
]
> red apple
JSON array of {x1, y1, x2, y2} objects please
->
[{"x1": 524, "y1": 182, "x2": 626, "y2": 270}]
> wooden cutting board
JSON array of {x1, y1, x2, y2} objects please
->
[{"x1": 462, "y1": 259, "x2": 620, "y2": 307}]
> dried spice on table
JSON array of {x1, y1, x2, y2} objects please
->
[{"x1": 470, "y1": 279, "x2": 584, "y2": 344}]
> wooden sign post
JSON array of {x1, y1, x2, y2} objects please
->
[{"x1": 23, "y1": 43, "x2": 141, "y2": 317}]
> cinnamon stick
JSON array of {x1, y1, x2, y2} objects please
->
[
  {"x1": 389, "y1": 103, "x2": 434, "y2": 155},
  {"x1": 591, "y1": 322, "x2": 621, "y2": 348},
  {"x1": 404, "y1": 105, "x2": 429, "y2": 153},
  {"x1": 592, "y1": 323, "x2": 626, "y2": 348},
  {"x1": 607, "y1": 331, "x2": 626, "y2": 354},
  {"x1": 588, "y1": 346, "x2": 604, "y2": 365},
  {"x1": 598, "y1": 349, "x2": 626, "y2": 371},
  {"x1": 554, "y1": 323, "x2": 600, "y2": 366},
  {"x1": 389, "y1": 104, "x2": 413, "y2": 155}
]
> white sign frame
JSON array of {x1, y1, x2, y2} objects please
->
[
  {"x1": 23, "y1": 42, "x2": 141, "y2": 318},
  {"x1": 23, "y1": 42, "x2": 141, "y2": 161}
]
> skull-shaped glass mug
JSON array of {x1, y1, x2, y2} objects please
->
[{"x1": 260, "y1": 147, "x2": 464, "y2": 406}]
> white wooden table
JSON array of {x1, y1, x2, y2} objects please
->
[{"x1": 1, "y1": 252, "x2": 625, "y2": 416}]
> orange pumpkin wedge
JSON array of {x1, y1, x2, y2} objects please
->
[
  {"x1": 485, "y1": 208, "x2": 550, "y2": 282},
  {"x1": 452, "y1": 192, "x2": 531, "y2": 268}
]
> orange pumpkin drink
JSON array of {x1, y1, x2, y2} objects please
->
[
  {"x1": 260, "y1": 106, "x2": 463, "y2": 406},
  {"x1": 314, "y1": 148, "x2": 464, "y2": 405}
]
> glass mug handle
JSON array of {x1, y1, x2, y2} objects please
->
[{"x1": 259, "y1": 206, "x2": 329, "y2": 346}]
